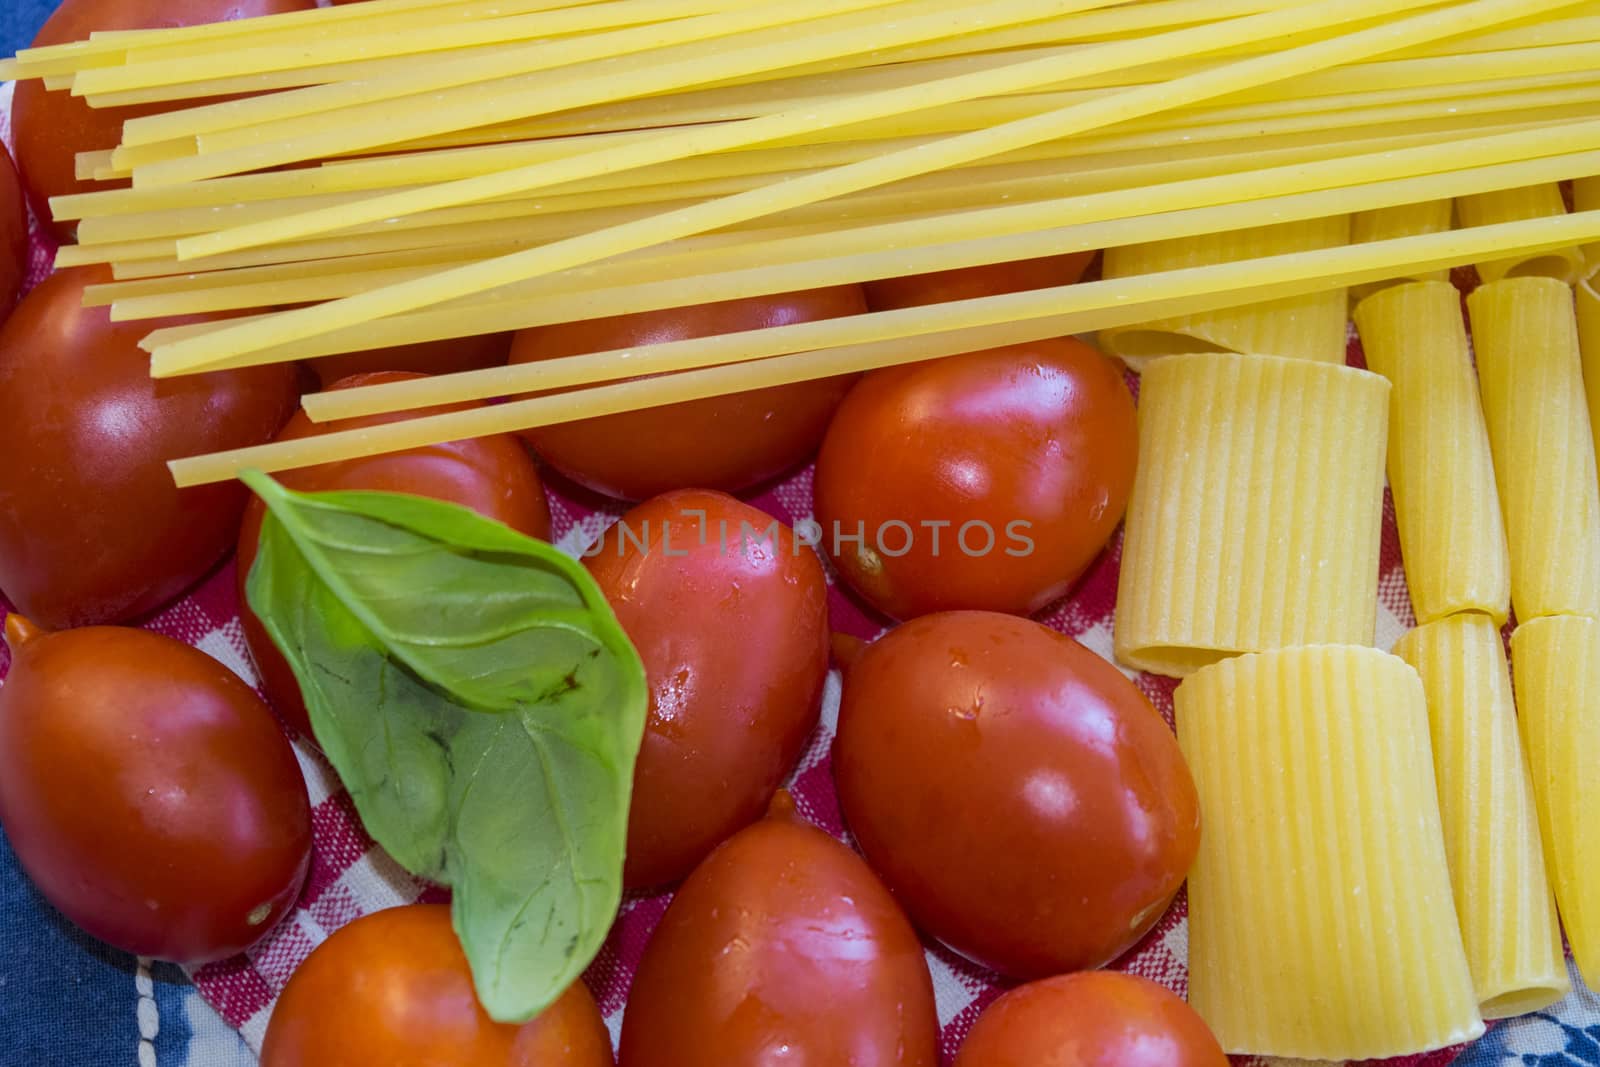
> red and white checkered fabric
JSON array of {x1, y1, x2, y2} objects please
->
[{"x1": 0, "y1": 89, "x2": 1487, "y2": 1065}]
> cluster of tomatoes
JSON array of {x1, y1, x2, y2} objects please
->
[{"x1": 0, "y1": 2, "x2": 1224, "y2": 1064}]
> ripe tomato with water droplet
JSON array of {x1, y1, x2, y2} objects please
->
[
  {"x1": 585, "y1": 491, "x2": 829, "y2": 890},
  {"x1": 833, "y1": 611, "x2": 1199, "y2": 978}
]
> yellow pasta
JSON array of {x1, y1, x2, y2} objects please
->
[
  {"x1": 1390, "y1": 616, "x2": 1568, "y2": 1018},
  {"x1": 116, "y1": 34, "x2": 1058, "y2": 148},
  {"x1": 108, "y1": 128, "x2": 1600, "y2": 323},
  {"x1": 168, "y1": 210, "x2": 1600, "y2": 486},
  {"x1": 1097, "y1": 217, "x2": 1351, "y2": 369},
  {"x1": 1353, "y1": 280, "x2": 1509, "y2": 623},
  {"x1": 69, "y1": 0, "x2": 760, "y2": 97},
  {"x1": 341, "y1": 61, "x2": 1600, "y2": 160},
  {"x1": 170, "y1": 0, "x2": 1451, "y2": 240},
  {"x1": 1509, "y1": 615, "x2": 1600, "y2": 993},
  {"x1": 1468, "y1": 276, "x2": 1600, "y2": 620},
  {"x1": 142, "y1": 0, "x2": 1125, "y2": 189},
  {"x1": 146, "y1": 0, "x2": 1568, "y2": 373},
  {"x1": 0, "y1": 0, "x2": 491, "y2": 79},
  {"x1": 1349, "y1": 199, "x2": 1453, "y2": 301},
  {"x1": 69, "y1": 75, "x2": 1600, "y2": 235},
  {"x1": 1456, "y1": 182, "x2": 1585, "y2": 282},
  {"x1": 1113, "y1": 353, "x2": 1388, "y2": 678},
  {"x1": 157, "y1": 201, "x2": 1600, "y2": 385},
  {"x1": 66, "y1": 118, "x2": 1597, "y2": 283},
  {"x1": 70, "y1": 100, "x2": 1600, "y2": 266},
  {"x1": 1177, "y1": 645, "x2": 1482, "y2": 1059}
]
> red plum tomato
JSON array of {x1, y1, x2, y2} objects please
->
[
  {"x1": 954, "y1": 972, "x2": 1229, "y2": 1067},
  {"x1": 864, "y1": 253, "x2": 1095, "y2": 311},
  {"x1": 261, "y1": 903, "x2": 614, "y2": 1067},
  {"x1": 619, "y1": 794, "x2": 940, "y2": 1067},
  {"x1": 510, "y1": 287, "x2": 866, "y2": 500},
  {"x1": 585, "y1": 490, "x2": 829, "y2": 889},
  {"x1": 813, "y1": 337, "x2": 1136, "y2": 620},
  {"x1": 833, "y1": 612, "x2": 1200, "y2": 978},
  {"x1": 12, "y1": 0, "x2": 317, "y2": 240},
  {"x1": 238, "y1": 371, "x2": 551, "y2": 739},
  {"x1": 0, "y1": 616, "x2": 312, "y2": 963},
  {"x1": 0, "y1": 267, "x2": 299, "y2": 629}
]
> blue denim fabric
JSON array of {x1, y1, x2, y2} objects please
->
[
  {"x1": 0, "y1": 832, "x2": 253, "y2": 1066},
  {"x1": 1, "y1": 0, "x2": 53, "y2": 56}
]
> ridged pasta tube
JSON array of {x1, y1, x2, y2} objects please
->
[
  {"x1": 1354, "y1": 280, "x2": 1508, "y2": 623},
  {"x1": 1177, "y1": 644, "x2": 1482, "y2": 1059},
  {"x1": 1114, "y1": 352, "x2": 1388, "y2": 676},
  {"x1": 1392, "y1": 615, "x2": 1567, "y2": 1018}
]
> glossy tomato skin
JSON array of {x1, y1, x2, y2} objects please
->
[
  {"x1": 511, "y1": 287, "x2": 866, "y2": 500},
  {"x1": 0, "y1": 267, "x2": 299, "y2": 630},
  {"x1": 0, "y1": 143, "x2": 25, "y2": 318},
  {"x1": 305, "y1": 332, "x2": 511, "y2": 388},
  {"x1": 12, "y1": 0, "x2": 316, "y2": 240},
  {"x1": 954, "y1": 972, "x2": 1228, "y2": 1067},
  {"x1": 238, "y1": 371, "x2": 551, "y2": 739},
  {"x1": 619, "y1": 794, "x2": 940, "y2": 1067},
  {"x1": 261, "y1": 904, "x2": 614, "y2": 1067},
  {"x1": 833, "y1": 612, "x2": 1200, "y2": 979},
  {"x1": 813, "y1": 338, "x2": 1136, "y2": 620},
  {"x1": 864, "y1": 253, "x2": 1095, "y2": 311},
  {"x1": 0, "y1": 616, "x2": 312, "y2": 963},
  {"x1": 585, "y1": 490, "x2": 829, "y2": 889}
]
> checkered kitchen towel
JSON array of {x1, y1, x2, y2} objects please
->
[{"x1": 1, "y1": 84, "x2": 1599, "y2": 1067}]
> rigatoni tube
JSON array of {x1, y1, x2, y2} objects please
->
[
  {"x1": 1114, "y1": 352, "x2": 1388, "y2": 677},
  {"x1": 1510, "y1": 615, "x2": 1600, "y2": 994},
  {"x1": 1469, "y1": 276, "x2": 1600, "y2": 621},
  {"x1": 1177, "y1": 645, "x2": 1482, "y2": 1059},
  {"x1": 1392, "y1": 615, "x2": 1567, "y2": 1018},
  {"x1": 1354, "y1": 280, "x2": 1508, "y2": 624}
]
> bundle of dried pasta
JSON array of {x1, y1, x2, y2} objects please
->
[
  {"x1": 1509, "y1": 615, "x2": 1600, "y2": 992},
  {"x1": 1455, "y1": 183, "x2": 1585, "y2": 283},
  {"x1": 1177, "y1": 644, "x2": 1482, "y2": 1059},
  {"x1": 1113, "y1": 352, "x2": 1388, "y2": 677},
  {"x1": 1469, "y1": 276, "x2": 1600, "y2": 621},
  {"x1": 1096, "y1": 216, "x2": 1351, "y2": 369},
  {"x1": 1392, "y1": 615, "x2": 1568, "y2": 1018},
  {"x1": 1348, "y1": 200, "x2": 1452, "y2": 302},
  {"x1": 1354, "y1": 280, "x2": 1508, "y2": 623}
]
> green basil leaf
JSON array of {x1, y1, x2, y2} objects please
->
[
  {"x1": 241, "y1": 471, "x2": 646, "y2": 1023},
  {"x1": 247, "y1": 474, "x2": 613, "y2": 714}
]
